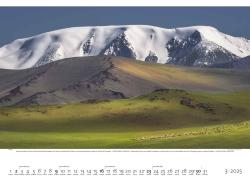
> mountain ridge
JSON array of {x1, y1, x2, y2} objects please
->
[
  {"x1": 0, "y1": 25, "x2": 250, "y2": 69},
  {"x1": 0, "y1": 56, "x2": 250, "y2": 106}
]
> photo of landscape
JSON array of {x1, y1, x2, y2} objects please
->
[{"x1": 0, "y1": 7, "x2": 250, "y2": 148}]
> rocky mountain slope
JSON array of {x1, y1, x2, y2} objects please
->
[{"x1": 0, "y1": 56, "x2": 250, "y2": 106}]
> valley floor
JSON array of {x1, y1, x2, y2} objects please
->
[{"x1": 0, "y1": 89, "x2": 250, "y2": 148}]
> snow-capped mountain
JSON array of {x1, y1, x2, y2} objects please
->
[{"x1": 0, "y1": 25, "x2": 250, "y2": 69}]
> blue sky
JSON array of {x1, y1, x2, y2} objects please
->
[{"x1": 0, "y1": 7, "x2": 250, "y2": 47}]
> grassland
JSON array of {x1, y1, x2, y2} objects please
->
[
  {"x1": 114, "y1": 58, "x2": 250, "y2": 91},
  {"x1": 0, "y1": 89, "x2": 250, "y2": 148}
]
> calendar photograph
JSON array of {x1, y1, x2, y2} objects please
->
[{"x1": 0, "y1": 7, "x2": 250, "y2": 149}]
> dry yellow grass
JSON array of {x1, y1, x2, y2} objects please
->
[{"x1": 114, "y1": 59, "x2": 228, "y2": 91}]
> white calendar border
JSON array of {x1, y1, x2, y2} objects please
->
[{"x1": 1, "y1": 149, "x2": 249, "y2": 177}]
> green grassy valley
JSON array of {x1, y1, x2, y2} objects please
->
[{"x1": 1, "y1": 89, "x2": 250, "y2": 148}]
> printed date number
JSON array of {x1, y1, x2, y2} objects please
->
[{"x1": 225, "y1": 169, "x2": 242, "y2": 175}]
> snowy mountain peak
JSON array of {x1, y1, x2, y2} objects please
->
[{"x1": 0, "y1": 25, "x2": 250, "y2": 69}]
